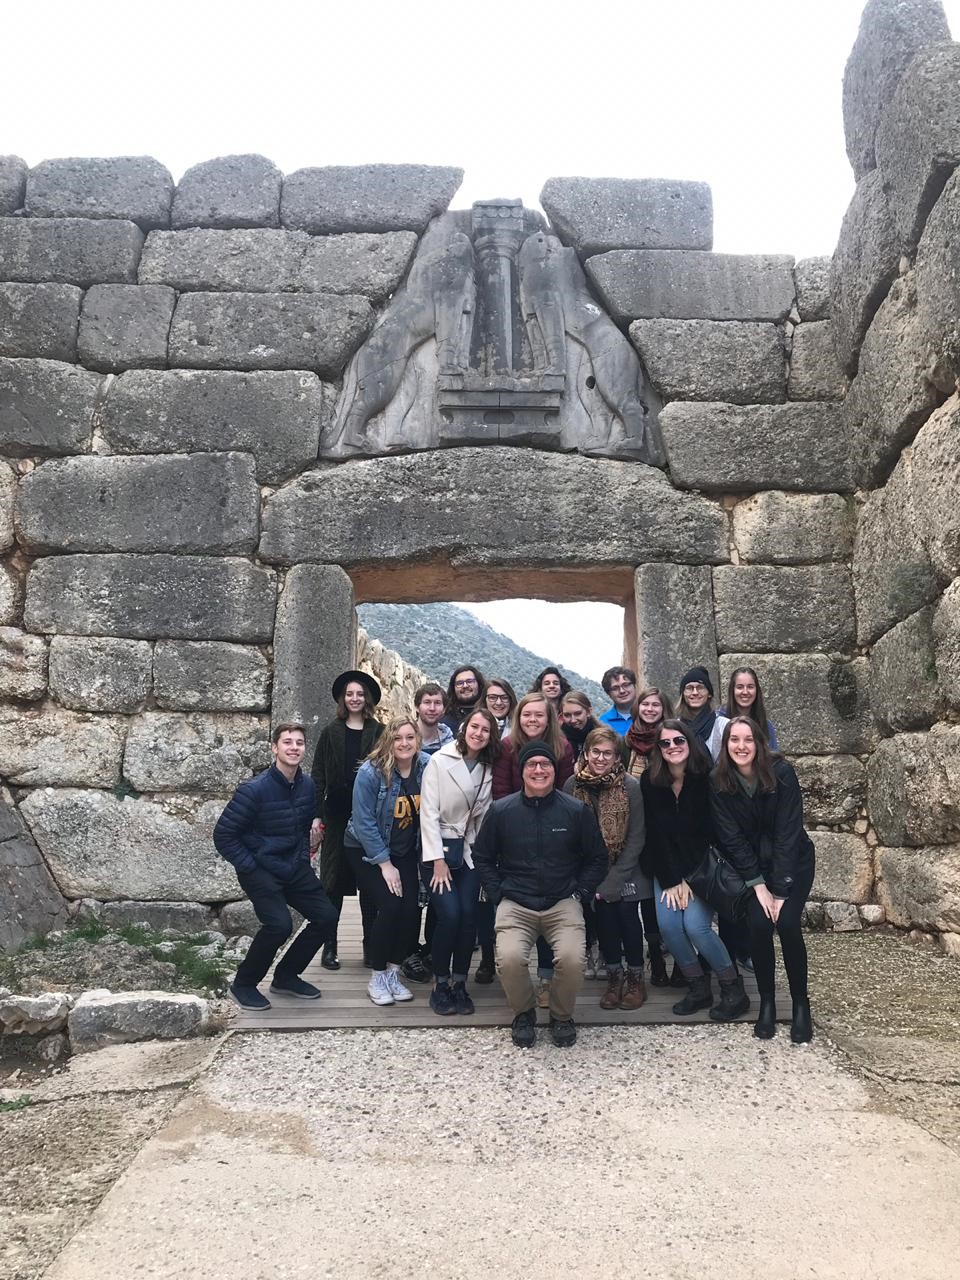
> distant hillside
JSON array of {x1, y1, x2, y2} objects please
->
[{"x1": 357, "y1": 603, "x2": 611, "y2": 713}]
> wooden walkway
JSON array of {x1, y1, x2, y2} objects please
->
[{"x1": 233, "y1": 899, "x2": 786, "y2": 1031}]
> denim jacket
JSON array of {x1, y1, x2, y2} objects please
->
[{"x1": 346, "y1": 752, "x2": 431, "y2": 865}]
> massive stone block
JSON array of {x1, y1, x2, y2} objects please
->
[
  {"x1": 0, "y1": 459, "x2": 13, "y2": 551},
  {"x1": 153, "y1": 641, "x2": 270, "y2": 712},
  {"x1": 0, "y1": 155, "x2": 26, "y2": 214},
  {"x1": 867, "y1": 725, "x2": 960, "y2": 846},
  {"x1": 280, "y1": 164, "x2": 462, "y2": 234},
  {"x1": 98, "y1": 900, "x2": 215, "y2": 933},
  {"x1": 171, "y1": 154, "x2": 282, "y2": 229},
  {"x1": 810, "y1": 832, "x2": 874, "y2": 904},
  {"x1": 123, "y1": 711, "x2": 270, "y2": 792},
  {"x1": 77, "y1": 284, "x2": 175, "y2": 371},
  {"x1": 660, "y1": 402, "x2": 850, "y2": 493},
  {"x1": 586, "y1": 251, "x2": 796, "y2": 323},
  {"x1": 0, "y1": 564, "x2": 21, "y2": 627},
  {"x1": 719, "y1": 653, "x2": 874, "y2": 755},
  {"x1": 300, "y1": 232, "x2": 418, "y2": 300},
  {"x1": 19, "y1": 788, "x2": 238, "y2": 901},
  {"x1": 0, "y1": 283, "x2": 81, "y2": 360},
  {"x1": 140, "y1": 228, "x2": 306, "y2": 292},
  {"x1": 875, "y1": 42, "x2": 960, "y2": 246},
  {"x1": 0, "y1": 218, "x2": 143, "y2": 286},
  {"x1": 633, "y1": 564, "x2": 718, "y2": 695},
  {"x1": 915, "y1": 168, "x2": 960, "y2": 375},
  {"x1": 629, "y1": 319, "x2": 785, "y2": 404},
  {"x1": 830, "y1": 171, "x2": 900, "y2": 374},
  {"x1": 842, "y1": 0, "x2": 951, "y2": 179},
  {"x1": 99, "y1": 368, "x2": 328, "y2": 484},
  {"x1": 259, "y1": 448, "x2": 729, "y2": 568},
  {"x1": 69, "y1": 991, "x2": 208, "y2": 1053},
  {"x1": 25, "y1": 156, "x2": 174, "y2": 229},
  {"x1": 168, "y1": 291, "x2": 373, "y2": 377},
  {"x1": 539, "y1": 177, "x2": 713, "y2": 254},
  {"x1": 793, "y1": 257, "x2": 832, "y2": 321},
  {"x1": 272, "y1": 564, "x2": 355, "y2": 758},
  {"x1": 933, "y1": 578, "x2": 960, "y2": 708},
  {"x1": 877, "y1": 844, "x2": 960, "y2": 931},
  {"x1": 0, "y1": 358, "x2": 101, "y2": 456},
  {"x1": 0, "y1": 627, "x2": 48, "y2": 700},
  {"x1": 911, "y1": 396, "x2": 960, "y2": 583},
  {"x1": 787, "y1": 321, "x2": 848, "y2": 401},
  {"x1": 869, "y1": 605, "x2": 944, "y2": 732},
  {"x1": 732, "y1": 492, "x2": 853, "y2": 565},
  {"x1": 16, "y1": 452, "x2": 259, "y2": 555},
  {"x1": 713, "y1": 565, "x2": 855, "y2": 654},
  {"x1": 25, "y1": 554, "x2": 277, "y2": 641},
  {"x1": 0, "y1": 790, "x2": 68, "y2": 950},
  {"x1": 48, "y1": 636, "x2": 153, "y2": 713},
  {"x1": 791, "y1": 755, "x2": 867, "y2": 825},
  {"x1": 0, "y1": 705, "x2": 125, "y2": 787}
]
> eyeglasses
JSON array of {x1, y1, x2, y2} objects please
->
[
  {"x1": 523, "y1": 761, "x2": 554, "y2": 772},
  {"x1": 609, "y1": 680, "x2": 634, "y2": 690},
  {"x1": 659, "y1": 736, "x2": 688, "y2": 749},
  {"x1": 683, "y1": 683, "x2": 707, "y2": 693},
  {"x1": 486, "y1": 693, "x2": 510, "y2": 704},
  {"x1": 587, "y1": 749, "x2": 615, "y2": 761},
  {"x1": 454, "y1": 678, "x2": 478, "y2": 689}
]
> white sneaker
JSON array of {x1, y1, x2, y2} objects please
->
[
  {"x1": 367, "y1": 972, "x2": 395, "y2": 1006},
  {"x1": 385, "y1": 967, "x2": 414, "y2": 1002}
]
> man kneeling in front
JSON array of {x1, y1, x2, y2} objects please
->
[{"x1": 473, "y1": 740, "x2": 608, "y2": 1048}]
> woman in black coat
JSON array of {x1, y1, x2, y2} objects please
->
[{"x1": 710, "y1": 715, "x2": 816, "y2": 1043}]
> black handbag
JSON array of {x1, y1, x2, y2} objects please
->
[{"x1": 686, "y1": 847, "x2": 752, "y2": 923}]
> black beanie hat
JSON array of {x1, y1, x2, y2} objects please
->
[
  {"x1": 518, "y1": 739, "x2": 557, "y2": 770},
  {"x1": 678, "y1": 666, "x2": 714, "y2": 697}
]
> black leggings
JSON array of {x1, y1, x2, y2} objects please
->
[
  {"x1": 746, "y1": 860, "x2": 815, "y2": 1000},
  {"x1": 595, "y1": 898, "x2": 645, "y2": 968},
  {"x1": 354, "y1": 853, "x2": 421, "y2": 970}
]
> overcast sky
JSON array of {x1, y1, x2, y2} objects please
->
[{"x1": 7, "y1": 0, "x2": 956, "y2": 682}]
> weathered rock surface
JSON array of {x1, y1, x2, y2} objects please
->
[
  {"x1": 842, "y1": 0, "x2": 951, "y2": 179},
  {"x1": 280, "y1": 164, "x2": 462, "y2": 234},
  {"x1": 0, "y1": 991, "x2": 73, "y2": 1033},
  {"x1": 858, "y1": 904, "x2": 886, "y2": 925},
  {"x1": 25, "y1": 554, "x2": 277, "y2": 641},
  {"x1": 877, "y1": 843, "x2": 960, "y2": 931},
  {"x1": 153, "y1": 641, "x2": 270, "y2": 712},
  {"x1": 16, "y1": 452, "x2": 259, "y2": 555},
  {"x1": 633, "y1": 564, "x2": 718, "y2": 695},
  {"x1": 933, "y1": 578, "x2": 960, "y2": 708},
  {"x1": 0, "y1": 218, "x2": 143, "y2": 286},
  {"x1": 221, "y1": 899, "x2": 294, "y2": 938},
  {"x1": 0, "y1": 357, "x2": 101, "y2": 456},
  {"x1": 791, "y1": 755, "x2": 866, "y2": 825},
  {"x1": 660, "y1": 402, "x2": 850, "y2": 493},
  {"x1": 0, "y1": 283, "x2": 81, "y2": 360},
  {"x1": 300, "y1": 232, "x2": 418, "y2": 299},
  {"x1": 810, "y1": 832, "x2": 874, "y2": 904},
  {"x1": 0, "y1": 627, "x2": 48, "y2": 700},
  {"x1": 629, "y1": 319, "x2": 785, "y2": 404},
  {"x1": 867, "y1": 725, "x2": 960, "y2": 846},
  {"x1": 732, "y1": 492, "x2": 853, "y2": 564},
  {"x1": 19, "y1": 788, "x2": 239, "y2": 901},
  {"x1": 719, "y1": 653, "x2": 874, "y2": 755},
  {"x1": 875, "y1": 42, "x2": 960, "y2": 246},
  {"x1": 793, "y1": 257, "x2": 832, "y2": 321},
  {"x1": 168, "y1": 291, "x2": 373, "y2": 377},
  {"x1": 48, "y1": 636, "x2": 152, "y2": 712},
  {"x1": 172, "y1": 154, "x2": 282, "y2": 229},
  {"x1": 123, "y1": 711, "x2": 269, "y2": 792},
  {"x1": 0, "y1": 705, "x2": 125, "y2": 787},
  {"x1": 787, "y1": 321, "x2": 849, "y2": 401},
  {"x1": 587, "y1": 251, "x2": 796, "y2": 323},
  {"x1": 68, "y1": 990, "x2": 208, "y2": 1053},
  {"x1": 0, "y1": 564, "x2": 21, "y2": 627},
  {"x1": 0, "y1": 790, "x2": 69, "y2": 950},
  {"x1": 25, "y1": 156, "x2": 174, "y2": 229},
  {"x1": 830, "y1": 171, "x2": 900, "y2": 373},
  {"x1": 0, "y1": 459, "x2": 13, "y2": 550},
  {"x1": 540, "y1": 177, "x2": 712, "y2": 254},
  {"x1": 98, "y1": 900, "x2": 216, "y2": 933},
  {"x1": 915, "y1": 168, "x2": 960, "y2": 376},
  {"x1": 99, "y1": 368, "x2": 328, "y2": 484},
  {"x1": 910, "y1": 396, "x2": 960, "y2": 583},
  {"x1": 713, "y1": 565, "x2": 855, "y2": 653},
  {"x1": 869, "y1": 606, "x2": 943, "y2": 732},
  {"x1": 78, "y1": 284, "x2": 175, "y2": 371},
  {"x1": 823, "y1": 900, "x2": 863, "y2": 931},
  {"x1": 0, "y1": 155, "x2": 26, "y2": 213},
  {"x1": 259, "y1": 448, "x2": 729, "y2": 567}
]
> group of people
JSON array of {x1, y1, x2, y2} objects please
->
[{"x1": 214, "y1": 659, "x2": 815, "y2": 1050}]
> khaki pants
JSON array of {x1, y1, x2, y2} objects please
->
[{"x1": 495, "y1": 897, "x2": 585, "y2": 1021}]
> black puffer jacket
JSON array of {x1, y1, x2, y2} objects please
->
[
  {"x1": 710, "y1": 758, "x2": 814, "y2": 899},
  {"x1": 472, "y1": 788, "x2": 608, "y2": 910},
  {"x1": 639, "y1": 770, "x2": 714, "y2": 890},
  {"x1": 213, "y1": 764, "x2": 316, "y2": 881}
]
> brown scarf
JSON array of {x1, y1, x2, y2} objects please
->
[{"x1": 572, "y1": 760, "x2": 630, "y2": 862}]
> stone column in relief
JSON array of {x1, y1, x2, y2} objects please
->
[
  {"x1": 632, "y1": 564, "x2": 719, "y2": 696},
  {"x1": 272, "y1": 564, "x2": 356, "y2": 760},
  {"x1": 471, "y1": 199, "x2": 526, "y2": 373}
]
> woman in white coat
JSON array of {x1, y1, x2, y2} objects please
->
[{"x1": 421, "y1": 708, "x2": 501, "y2": 1016}]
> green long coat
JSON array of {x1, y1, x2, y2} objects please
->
[{"x1": 310, "y1": 716, "x2": 383, "y2": 893}]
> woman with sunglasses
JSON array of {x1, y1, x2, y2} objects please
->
[{"x1": 640, "y1": 719, "x2": 749, "y2": 1021}]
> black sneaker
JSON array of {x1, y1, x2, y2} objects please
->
[
  {"x1": 474, "y1": 958, "x2": 495, "y2": 985},
  {"x1": 549, "y1": 1016, "x2": 577, "y2": 1048},
  {"x1": 230, "y1": 983, "x2": 271, "y2": 1011},
  {"x1": 452, "y1": 982, "x2": 475, "y2": 1015},
  {"x1": 401, "y1": 953, "x2": 432, "y2": 983},
  {"x1": 430, "y1": 982, "x2": 457, "y2": 1016},
  {"x1": 511, "y1": 1008, "x2": 536, "y2": 1048},
  {"x1": 269, "y1": 975, "x2": 322, "y2": 1000},
  {"x1": 320, "y1": 946, "x2": 340, "y2": 972}
]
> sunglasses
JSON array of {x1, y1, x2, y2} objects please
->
[{"x1": 659, "y1": 735, "x2": 688, "y2": 749}]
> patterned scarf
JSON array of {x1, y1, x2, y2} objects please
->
[{"x1": 572, "y1": 760, "x2": 630, "y2": 862}]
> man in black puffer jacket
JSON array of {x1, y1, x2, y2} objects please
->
[
  {"x1": 473, "y1": 739, "x2": 608, "y2": 1048},
  {"x1": 214, "y1": 722, "x2": 337, "y2": 1011}
]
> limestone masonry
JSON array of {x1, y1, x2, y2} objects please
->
[{"x1": 2, "y1": 0, "x2": 960, "y2": 954}]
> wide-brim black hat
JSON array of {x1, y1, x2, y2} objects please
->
[{"x1": 331, "y1": 669, "x2": 382, "y2": 705}]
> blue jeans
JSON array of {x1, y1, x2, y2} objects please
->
[
  {"x1": 421, "y1": 862, "x2": 480, "y2": 981},
  {"x1": 654, "y1": 879, "x2": 735, "y2": 973}
]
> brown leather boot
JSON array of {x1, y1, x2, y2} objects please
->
[
  {"x1": 619, "y1": 968, "x2": 647, "y2": 1010},
  {"x1": 599, "y1": 968, "x2": 623, "y2": 1009}
]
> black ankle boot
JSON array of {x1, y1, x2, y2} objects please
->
[
  {"x1": 754, "y1": 994, "x2": 777, "y2": 1039},
  {"x1": 790, "y1": 998, "x2": 813, "y2": 1043},
  {"x1": 648, "y1": 936, "x2": 669, "y2": 987},
  {"x1": 709, "y1": 975, "x2": 750, "y2": 1022},
  {"x1": 672, "y1": 974, "x2": 713, "y2": 1015}
]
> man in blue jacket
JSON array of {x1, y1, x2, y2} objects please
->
[{"x1": 214, "y1": 722, "x2": 337, "y2": 1010}]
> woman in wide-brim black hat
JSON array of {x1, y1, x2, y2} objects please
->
[{"x1": 310, "y1": 670, "x2": 384, "y2": 969}]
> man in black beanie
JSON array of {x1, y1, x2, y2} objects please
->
[{"x1": 472, "y1": 739, "x2": 608, "y2": 1048}]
